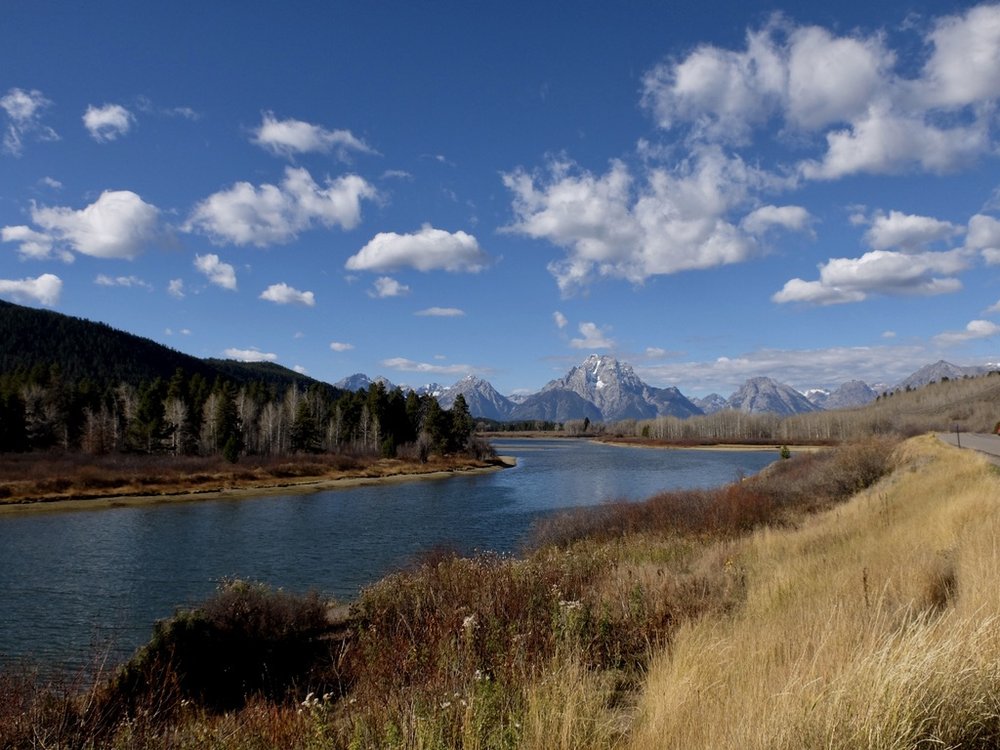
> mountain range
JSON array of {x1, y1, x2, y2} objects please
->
[{"x1": 1, "y1": 300, "x2": 993, "y2": 422}]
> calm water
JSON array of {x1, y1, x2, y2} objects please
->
[{"x1": 0, "y1": 440, "x2": 776, "y2": 672}]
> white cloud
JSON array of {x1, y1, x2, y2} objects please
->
[
  {"x1": 1, "y1": 88, "x2": 58, "y2": 156},
  {"x1": 381, "y1": 357, "x2": 475, "y2": 376},
  {"x1": 646, "y1": 347, "x2": 668, "y2": 358},
  {"x1": 882, "y1": 330, "x2": 897, "y2": 339},
  {"x1": 3, "y1": 191, "x2": 160, "y2": 261},
  {"x1": 918, "y1": 5, "x2": 1000, "y2": 108},
  {"x1": 186, "y1": 166, "x2": 377, "y2": 246},
  {"x1": 553, "y1": 311, "x2": 568, "y2": 329},
  {"x1": 346, "y1": 224, "x2": 489, "y2": 273},
  {"x1": 569, "y1": 321, "x2": 615, "y2": 350},
  {"x1": 799, "y1": 105, "x2": 989, "y2": 180},
  {"x1": 934, "y1": 319, "x2": 1000, "y2": 344},
  {"x1": 259, "y1": 282, "x2": 315, "y2": 306},
  {"x1": 641, "y1": 11, "x2": 999, "y2": 180},
  {"x1": 415, "y1": 307, "x2": 465, "y2": 317},
  {"x1": 194, "y1": 253, "x2": 237, "y2": 290},
  {"x1": 504, "y1": 150, "x2": 791, "y2": 293},
  {"x1": 0, "y1": 273, "x2": 62, "y2": 306},
  {"x1": 329, "y1": 341, "x2": 354, "y2": 352},
  {"x1": 741, "y1": 205, "x2": 812, "y2": 236},
  {"x1": 370, "y1": 276, "x2": 410, "y2": 298},
  {"x1": 1, "y1": 225, "x2": 71, "y2": 262},
  {"x1": 773, "y1": 248, "x2": 969, "y2": 305},
  {"x1": 39, "y1": 176, "x2": 62, "y2": 190},
  {"x1": 95, "y1": 274, "x2": 151, "y2": 290},
  {"x1": 83, "y1": 104, "x2": 134, "y2": 142},
  {"x1": 966, "y1": 214, "x2": 1000, "y2": 262},
  {"x1": 223, "y1": 347, "x2": 278, "y2": 362},
  {"x1": 293, "y1": 365, "x2": 308, "y2": 374},
  {"x1": 252, "y1": 111, "x2": 376, "y2": 160},
  {"x1": 382, "y1": 169, "x2": 413, "y2": 180},
  {"x1": 168, "y1": 278, "x2": 185, "y2": 298},
  {"x1": 864, "y1": 210, "x2": 961, "y2": 251}
]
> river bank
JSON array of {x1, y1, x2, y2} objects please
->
[{"x1": 0, "y1": 455, "x2": 516, "y2": 515}]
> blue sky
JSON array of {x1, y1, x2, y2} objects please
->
[{"x1": 3, "y1": 0, "x2": 1000, "y2": 398}]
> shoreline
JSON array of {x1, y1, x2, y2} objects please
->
[
  {"x1": 597, "y1": 438, "x2": 826, "y2": 453},
  {"x1": 0, "y1": 456, "x2": 517, "y2": 515}
]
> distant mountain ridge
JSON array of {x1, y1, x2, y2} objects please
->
[{"x1": 3, "y1": 300, "x2": 995, "y2": 422}]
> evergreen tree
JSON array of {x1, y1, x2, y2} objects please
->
[{"x1": 450, "y1": 394, "x2": 474, "y2": 451}]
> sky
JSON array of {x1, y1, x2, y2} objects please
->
[{"x1": 2, "y1": 0, "x2": 1000, "y2": 398}]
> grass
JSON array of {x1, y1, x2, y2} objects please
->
[
  {"x1": 0, "y1": 451, "x2": 501, "y2": 506},
  {"x1": 629, "y1": 435, "x2": 1000, "y2": 749},
  {"x1": 14, "y1": 435, "x2": 986, "y2": 749}
]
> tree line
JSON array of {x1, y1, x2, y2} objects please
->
[{"x1": 0, "y1": 364, "x2": 484, "y2": 461}]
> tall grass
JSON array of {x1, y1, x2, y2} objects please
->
[{"x1": 629, "y1": 435, "x2": 1000, "y2": 749}]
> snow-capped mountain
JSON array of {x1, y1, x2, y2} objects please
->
[
  {"x1": 436, "y1": 375, "x2": 515, "y2": 421},
  {"x1": 334, "y1": 373, "x2": 397, "y2": 392},
  {"x1": 824, "y1": 380, "x2": 878, "y2": 410},
  {"x1": 518, "y1": 355, "x2": 701, "y2": 421},
  {"x1": 894, "y1": 360, "x2": 989, "y2": 392},
  {"x1": 804, "y1": 389, "x2": 830, "y2": 408},
  {"x1": 727, "y1": 377, "x2": 820, "y2": 416},
  {"x1": 692, "y1": 393, "x2": 729, "y2": 415}
]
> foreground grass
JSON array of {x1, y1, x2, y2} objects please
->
[
  {"x1": 630, "y1": 434, "x2": 1000, "y2": 749},
  {"x1": 6, "y1": 436, "x2": 968, "y2": 749}
]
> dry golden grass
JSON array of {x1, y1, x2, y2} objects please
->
[{"x1": 628, "y1": 435, "x2": 1000, "y2": 749}]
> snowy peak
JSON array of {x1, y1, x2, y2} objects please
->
[
  {"x1": 824, "y1": 380, "x2": 877, "y2": 410},
  {"x1": 894, "y1": 360, "x2": 989, "y2": 392},
  {"x1": 692, "y1": 393, "x2": 729, "y2": 415},
  {"x1": 334, "y1": 373, "x2": 397, "y2": 392},
  {"x1": 437, "y1": 375, "x2": 514, "y2": 421},
  {"x1": 536, "y1": 355, "x2": 700, "y2": 421},
  {"x1": 728, "y1": 377, "x2": 820, "y2": 416}
]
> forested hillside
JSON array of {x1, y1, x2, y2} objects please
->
[{"x1": 0, "y1": 300, "x2": 478, "y2": 460}]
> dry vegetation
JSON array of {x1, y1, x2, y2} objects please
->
[
  {"x1": 2, "y1": 437, "x2": 917, "y2": 748},
  {"x1": 610, "y1": 371, "x2": 1000, "y2": 443},
  {"x1": 0, "y1": 451, "x2": 501, "y2": 506}
]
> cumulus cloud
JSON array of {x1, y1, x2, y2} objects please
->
[
  {"x1": 2, "y1": 191, "x2": 160, "y2": 261},
  {"x1": 864, "y1": 210, "x2": 961, "y2": 250},
  {"x1": 83, "y1": 104, "x2": 134, "y2": 142},
  {"x1": 966, "y1": 214, "x2": 1000, "y2": 264},
  {"x1": 1, "y1": 88, "x2": 58, "y2": 156},
  {"x1": 223, "y1": 347, "x2": 278, "y2": 362},
  {"x1": 370, "y1": 276, "x2": 410, "y2": 298},
  {"x1": 773, "y1": 248, "x2": 969, "y2": 305},
  {"x1": 553, "y1": 311, "x2": 568, "y2": 329},
  {"x1": 741, "y1": 205, "x2": 813, "y2": 236},
  {"x1": 329, "y1": 341, "x2": 354, "y2": 352},
  {"x1": 415, "y1": 307, "x2": 464, "y2": 317},
  {"x1": 934, "y1": 319, "x2": 1000, "y2": 344},
  {"x1": 194, "y1": 253, "x2": 237, "y2": 290},
  {"x1": 0, "y1": 273, "x2": 62, "y2": 307},
  {"x1": 504, "y1": 151, "x2": 800, "y2": 293},
  {"x1": 381, "y1": 357, "x2": 475, "y2": 376},
  {"x1": 95, "y1": 274, "x2": 151, "y2": 290},
  {"x1": 569, "y1": 322, "x2": 615, "y2": 350},
  {"x1": 252, "y1": 111, "x2": 376, "y2": 160},
  {"x1": 259, "y1": 282, "x2": 315, "y2": 306},
  {"x1": 641, "y1": 7, "x2": 1000, "y2": 179},
  {"x1": 646, "y1": 347, "x2": 669, "y2": 358},
  {"x1": 346, "y1": 224, "x2": 489, "y2": 273},
  {"x1": 186, "y1": 166, "x2": 377, "y2": 246},
  {"x1": 168, "y1": 278, "x2": 185, "y2": 298}
]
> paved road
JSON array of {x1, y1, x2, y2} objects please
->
[{"x1": 937, "y1": 432, "x2": 1000, "y2": 465}]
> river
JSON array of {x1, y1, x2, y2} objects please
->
[{"x1": 0, "y1": 439, "x2": 777, "y2": 672}]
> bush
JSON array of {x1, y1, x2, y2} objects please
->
[{"x1": 108, "y1": 581, "x2": 334, "y2": 714}]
